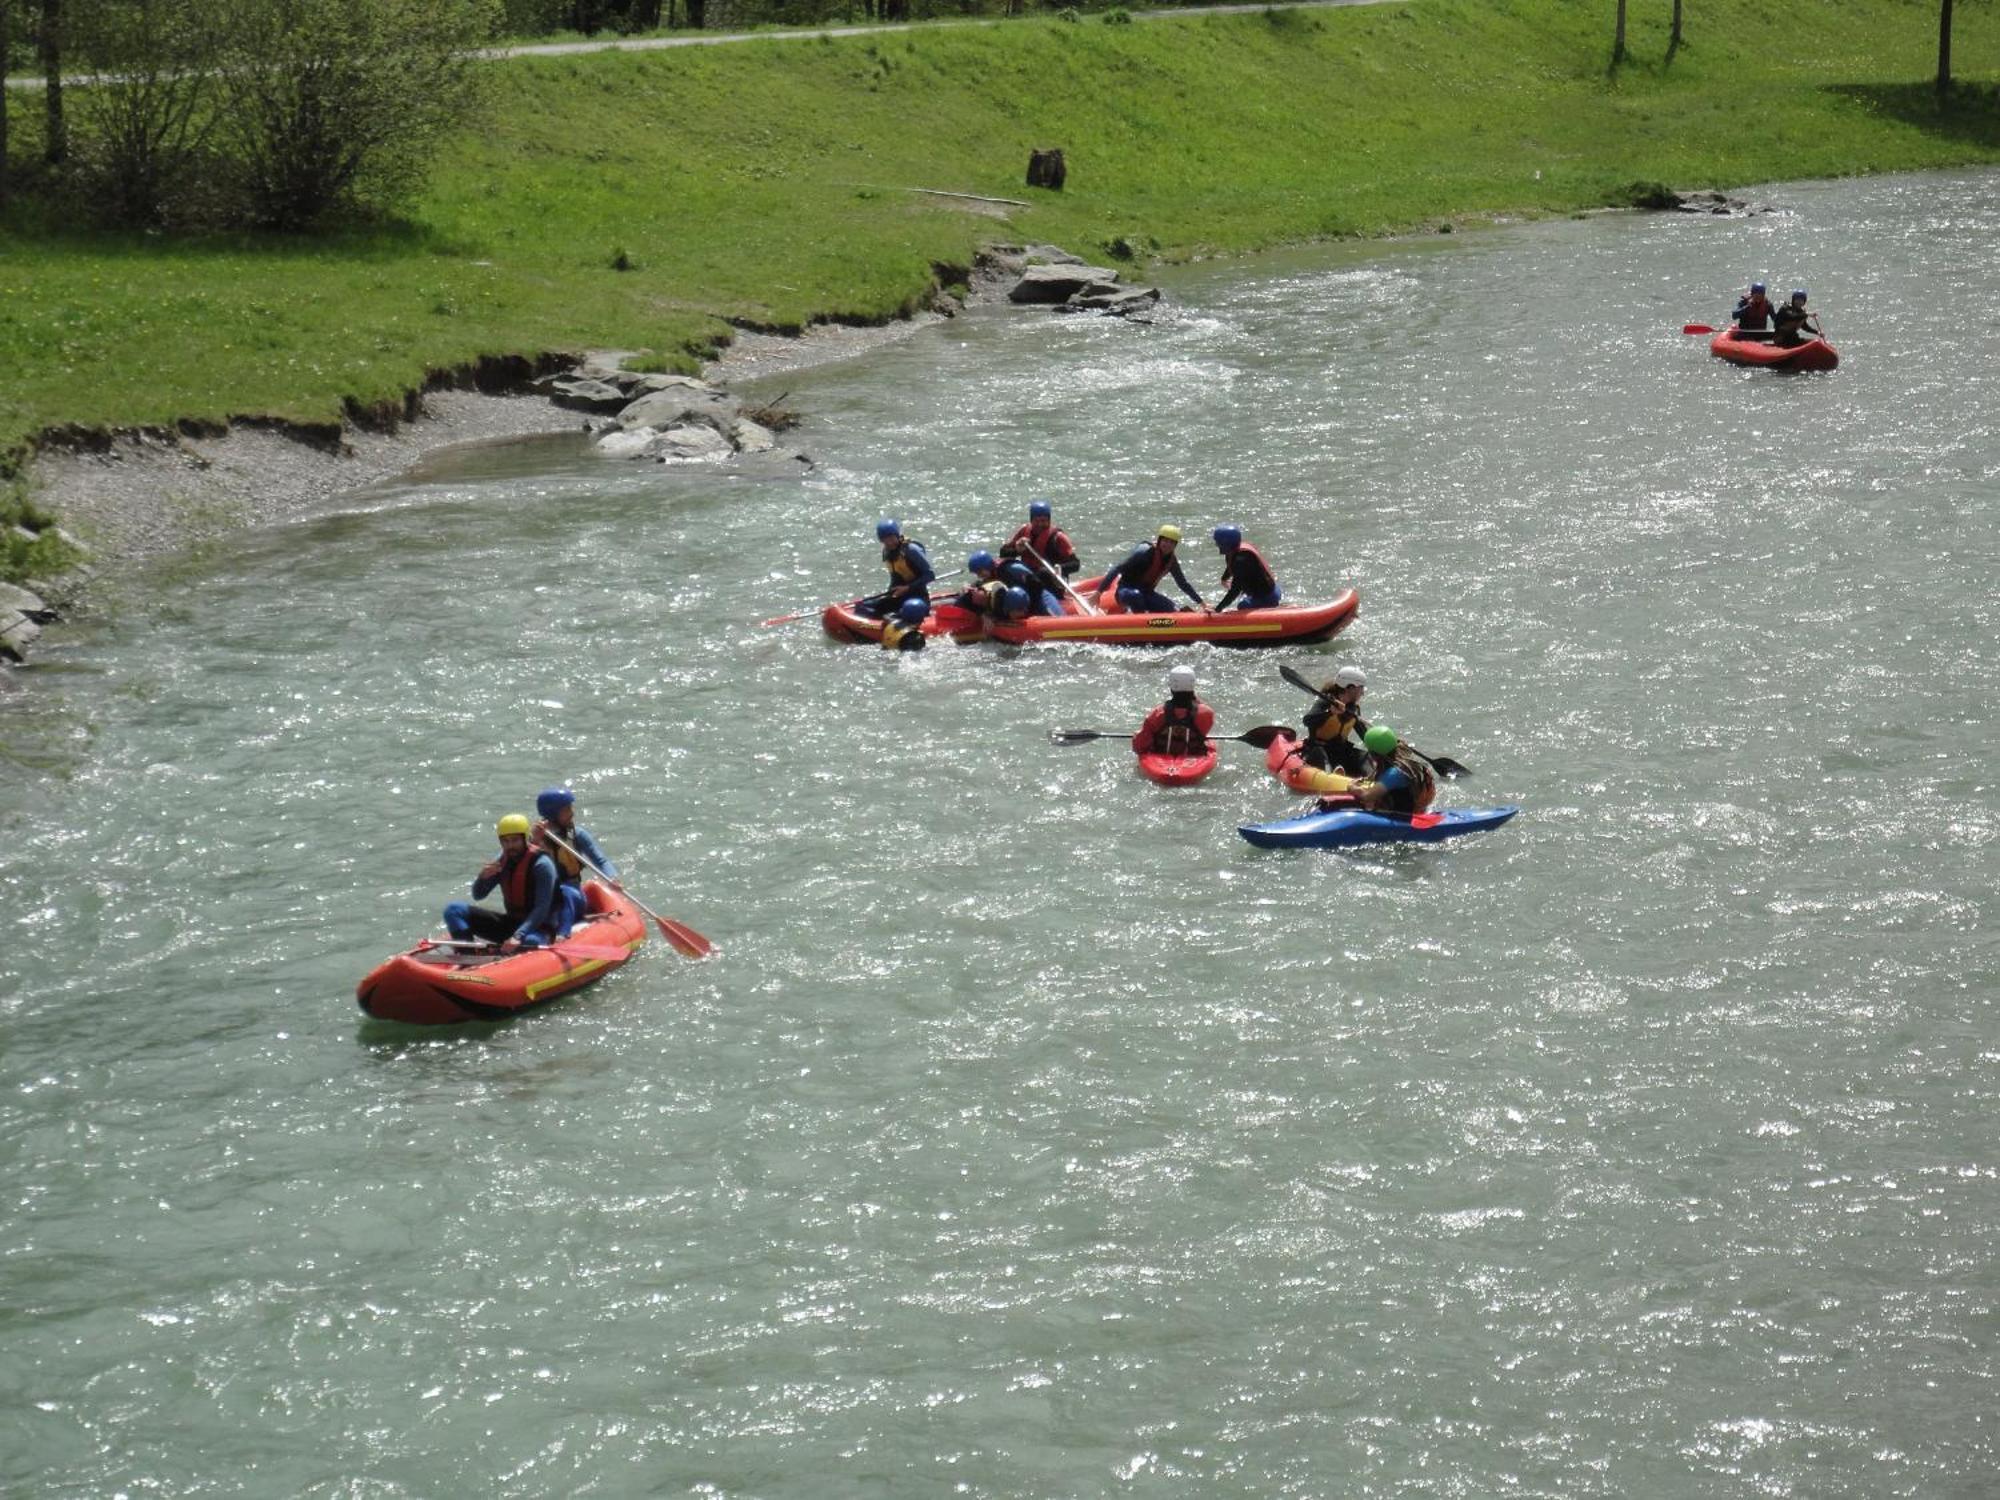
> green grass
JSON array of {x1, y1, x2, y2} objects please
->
[{"x1": 2, "y1": 0, "x2": 1997, "y2": 575}]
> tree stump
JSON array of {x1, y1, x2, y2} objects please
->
[{"x1": 1026, "y1": 149, "x2": 1067, "y2": 192}]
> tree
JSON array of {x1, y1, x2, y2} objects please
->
[
  {"x1": 1, "y1": 0, "x2": 12, "y2": 209},
  {"x1": 69, "y1": 0, "x2": 221, "y2": 225},
  {"x1": 213, "y1": 0, "x2": 499, "y2": 230},
  {"x1": 1937, "y1": 0, "x2": 1954, "y2": 97},
  {"x1": 39, "y1": 0, "x2": 64, "y2": 165},
  {"x1": 1611, "y1": 0, "x2": 1627, "y2": 67},
  {"x1": 1671, "y1": 0, "x2": 1683, "y2": 49}
]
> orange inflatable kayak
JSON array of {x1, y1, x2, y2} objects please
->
[
  {"x1": 357, "y1": 881, "x2": 646, "y2": 1024},
  {"x1": 1265, "y1": 729, "x2": 1357, "y2": 796}
]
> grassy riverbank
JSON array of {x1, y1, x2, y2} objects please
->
[{"x1": 3, "y1": 0, "x2": 1997, "y2": 576}]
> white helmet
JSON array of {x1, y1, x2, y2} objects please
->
[
  {"x1": 1332, "y1": 664, "x2": 1366, "y2": 689},
  {"x1": 1168, "y1": 665, "x2": 1197, "y2": 694}
]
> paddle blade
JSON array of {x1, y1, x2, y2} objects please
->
[
  {"x1": 759, "y1": 611, "x2": 810, "y2": 627},
  {"x1": 553, "y1": 943, "x2": 636, "y2": 963},
  {"x1": 1278, "y1": 664, "x2": 1320, "y2": 697},
  {"x1": 1427, "y1": 756, "x2": 1471, "y2": 780},
  {"x1": 1050, "y1": 729, "x2": 1114, "y2": 745},
  {"x1": 655, "y1": 914, "x2": 713, "y2": 959},
  {"x1": 1410, "y1": 812, "x2": 1444, "y2": 830},
  {"x1": 1232, "y1": 724, "x2": 1293, "y2": 749},
  {"x1": 1682, "y1": 323, "x2": 1716, "y2": 335}
]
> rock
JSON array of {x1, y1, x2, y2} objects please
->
[
  {"x1": 653, "y1": 425, "x2": 735, "y2": 461},
  {"x1": 616, "y1": 387, "x2": 740, "y2": 433},
  {"x1": 50, "y1": 528, "x2": 89, "y2": 558},
  {"x1": 1063, "y1": 285, "x2": 1162, "y2": 317},
  {"x1": 0, "y1": 609, "x2": 42, "y2": 663},
  {"x1": 730, "y1": 419, "x2": 777, "y2": 454},
  {"x1": 1022, "y1": 243, "x2": 1086, "y2": 266},
  {"x1": 595, "y1": 428, "x2": 659, "y2": 460},
  {"x1": 0, "y1": 582, "x2": 56, "y2": 623},
  {"x1": 542, "y1": 376, "x2": 633, "y2": 413},
  {"x1": 1026, "y1": 149, "x2": 1067, "y2": 191},
  {"x1": 1009, "y1": 264, "x2": 1122, "y2": 304}
]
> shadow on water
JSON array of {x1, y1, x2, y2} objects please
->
[{"x1": 1825, "y1": 82, "x2": 2000, "y2": 148}]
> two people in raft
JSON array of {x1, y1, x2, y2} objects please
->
[
  {"x1": 1731, "y1": 283, "x2": 1821, "y2": 347},
  {"x1": 443, "y1": 787, "x2": 619, "y2": 952}
]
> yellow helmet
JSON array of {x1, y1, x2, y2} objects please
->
[
  {"x1": 496, "y1": 813, "x2": 532, "y2": 837},
  {"x1": 1157, "y1": 524, "x2": 1182, "y2": 542}
]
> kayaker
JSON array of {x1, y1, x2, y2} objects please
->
[
  {"x1": 1007, "y1": 500, "x2": 1082, "y2": 579},
  {"x1": 444, "y1": 814, "x2": 567, "y2": 952},
  {"x1": 1299, "y1": 665, "x2": 1371, "y2": 775},
  {"x1": 953, "y1": 551, "x2": 1007, "y2": 617},
  {"x1": 1732, "y1": 282, "x2": 1774, "y2": 332},
  {"x1": 1099, "y1": 525, "x2": 1205, "y2": 613},
  {"x1": 1134, "y1": 665, "x2": 1214, "y2": 756},
  {"x1": 1772, "y1": 289, "x2": 1816, "y2": 347},
  {"x1": 1328, "y1": 725, "x2": 1437, "y2": 816},
  {"x1": 533, "y1": 786, "x2": 617, "y2": 933},
  {"x1": 881, "y1": 595, "x2": 930, "y2": 651},
  {"x1": 1001, "y1": 560, "x2": 1061, "y2": 616},
  {"x1": 1211, "y1": 525, "x2": 1283, "y2": 611},
  {"x1": 861, "y1": 518, "x2": 933, "y2": 617}
]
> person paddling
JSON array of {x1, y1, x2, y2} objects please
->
[
  {"x1": 1100, "y1": 525, "x2": 1205, "y2": 613},
  {"x1": 1211, "y1": 525, "x2": 1283, "y2": 611},
  {"x1": 862, "y1": 518, "x2": 933, "y2": 617},
  {"x1": 533, "y1": 786, "x2": 618, "y2": 933},
  {"x1": 1322, "y1": 725, "x2": 1437, "y2": 815},
  {"x1": 1299, "y1": 665, "x2": 1370, "y2": 775},
  {"x1": 1772, "y1": 289, "x2": 1817, "y2": 348},
  {"x1": 1732, "y1": 281, "x2": 1774, "y2": 332},
  {"x1": 1134, "y1": 665, "x2": 1215, "y2": 757},
  {"x1": 881, "y1": 596, "x2": 930, "y2": 651},
  {"x1": 444, "y1": 814, "x2": 567, "y2": 953},
  {"x1": 1008, "y1": 499, "x2": 1082, "y2": 579}
]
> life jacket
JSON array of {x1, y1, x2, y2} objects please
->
[
  {"x1": 535, "y1": 822, "x2": 594, "y2": 885},
  {"x1": 1221, "y1": 542, "x2": 1274, "y2": 594},
  {"x1": 1307, "y1": 701, "x2": 1362, "y2": 746},
  {"x1": 497, "y1": 848, "x2": 546, "y2": 917},
  {"x1": 959, "y1": 578, "x2": 1005, "y2": 615},
  {"x1": 1734, "y1": 294, "x2": 1772, "y2": 329},
  {"x1": 1130, "y1": 542, "x2": 1173, "y2": 590},
  {"x1": 885, "y1": 538, "x2": 927, "y2": 584},
  {"x1": 881, "y1": 619, "x2": 926, "y2": 650},
  {"x1": 1011, "y1": 522, "x2": 1074, "y2": 568},
  {"x1": 1363, "y1": 747, "x2": 1437, "y2": 814},
  {"x1": 1144, "y1": 697, "x2": 1211, "y2": 754}
]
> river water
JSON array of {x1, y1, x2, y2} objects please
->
[{"x1": 3, "y1": 169, "x2": 1996, "y2": 1496}]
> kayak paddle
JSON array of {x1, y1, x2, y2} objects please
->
[
  {"x1": 1050, "y1": 724, "x2": 1291, "y2": 747},
  {"x1": 1682, "y1": 323, "x2": 1717, "y2": 335},
  {"x1": 1276, "y1": 665, "x2": 1471, "y2": 779},
  {"x1": 541, "y1": 829, "x2": 713, "y2": 959}
]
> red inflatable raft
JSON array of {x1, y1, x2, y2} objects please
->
[
  {"x1": 357, "y1": 881, "x2": 646, "y2": 1024},
  {"x1": 820, "y1": 598, "x2": 985, "y2": 644},
  {"x1": 1710, "y1": 326, "x2": 1839, "y2": 372},
  {"x1": 1136, "y1": 744, "x2": 1219, "y2": 785},
  {"x1": 985, "y1": 584, "x2": 1359, "y2": 648}
]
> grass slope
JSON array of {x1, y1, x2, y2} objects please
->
[{"x1": 2, "y1": 0, "x2": 1996, "y2": 569}]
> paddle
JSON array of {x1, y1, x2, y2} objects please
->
[
  {"x1": 1682, "y1": 323, "x2": 1716, "y2": 335},
  {"x1": 421, "y1": 938, "x2": 633, "y2": 962},
  {"x1": 540, "y1": 829, "x2": 713, "y2": 959},
  {"x1": 1276, "y1": 665, "x2": 1471, "y2": 779},
  {"x1": 759, "y1": 570, "x2": 965, "y2": 627},
  {"x1": 1020, "y1": 538, "x2": 1098, "y2": 617},
  {"x1": 1050, "y1": 724, "x2": 1291, "y2": 747}
]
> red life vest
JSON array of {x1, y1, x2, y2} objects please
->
[
  {"x1": 1139, "y1": 697, "x2": 1214, "y2": 754},
  {"x1": 1010, "y1": 522, "x2": 1075, "y2": 569},
  {"x1": 1220, "y1": 541, "x2": 1273, "y2": 592},
  {"x1": 1133, "y1": 542, "x2": 1174, "y2": 589},
  {"x1": 497, "y1": 848, "x2": 542, "y2": 916}
]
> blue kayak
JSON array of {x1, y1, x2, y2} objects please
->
[{"x1": 1238, "y1": 804, "x2": 1520, "y2": 850}]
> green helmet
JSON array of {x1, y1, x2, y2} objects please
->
[{"x1": 1363, "y1": 725, "x2": 1399, "y2": 756}]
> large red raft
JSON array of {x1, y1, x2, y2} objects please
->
[
  {"x1": 984, "y1": 585, "x2": 1359, "y2": 648},
  {"x1": 820, "y1": 598, "x2": 985, "y2": 644},
  {"x1": 356, "y1": 881, "x2": 646, "y2": 1024},
  {"x1": 1709, "y1": 326, "x2": 1840, "y2": 372}
]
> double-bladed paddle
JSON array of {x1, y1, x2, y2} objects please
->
[
  {"x1": 541, "y1": 829, "x2": 713, "y2": 959},
  {"x1": 1050, "y1": 724, "x2": 1292, "y2": 748},
  {"x1": 1276, "y1": 665, "x2": 1470, "y2": 778}
]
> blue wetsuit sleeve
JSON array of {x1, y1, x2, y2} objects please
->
[
  {"x1": 471, "y1": 868, "x2": 500, "y2": 899},
  {"x1": 514, "y1": 856, "x2": 561, "y2": 947},
  {"x1": 572, "y1": 826, "x2": 617, "y2": 881},
  {"x1": 908, "y1": 543, "x2": 935, "y2": 588}
]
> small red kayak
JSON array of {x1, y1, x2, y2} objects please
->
[
  {"x1": 356, "y1": 881, "x2": 646, "y2": 1024},
  {"x1": 1710, "y1": 325, "x2": 1839, "y2": 372},
  {"x1": 1136, "y1": 744, "x2": 1218, "y2": 786},
  {"x1": 820, "y1": 598, "x2": 984, "y2": 644}
]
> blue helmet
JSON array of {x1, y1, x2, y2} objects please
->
[
  {"x1": 876, "y1": 518, "x2": 901, "y2": 540},
  {"x1": 1749, "y1": 282, "x2": 1765, "y2": 295},
  {"x1": 1002, "y1": 562, "x2": 1034, "y2": 586},
  {"x1": 535, "y1": 786, "x2": 576, "y2": 819},
  {"x1": 1028, "y1": 499, "x2": 1053, "y2": 520},
  {"x1": 968, "y1": 549, "x2": 997, "y2": 574},
  {"x1": 1117, "y1": 586, "x2": 1146, "y2": 609},
  {"x1": 1002, "y1": 586, "x2": 1031, "y2": 616},
  {"x1": 896, "y1": 596, "x2": 929, "y2": 623},
  {"x1": 1212, "y1": 524, "x2": 1242, "y2": 550},
  {"x1": 1790, "y1": 289, "x2": 1808, "y2": 302}
]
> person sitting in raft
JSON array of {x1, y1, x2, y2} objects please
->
[
  {"x1": 1772, "y1": 289, "x2": 1816, "y2": 347},
  {"x1": 1319, "y1": 725, "x2": 1437, "y2": 815},
  {"x1": 443, "y1": 813, "x2": 568, "y2": 953},
  {"x1": 996, "y1": 585, "x2": 1035, "y2": 624},
  {"x1": 1007, "y1": 499, "x2": 1082, "y2": 579},
  {"x1": 532, "y1": 786, "x2": 617, "y2": 933},
  {"x1": 1001, "y1": 560, "x2": 1061, "y2": 617},
  {"x1": 1732, "y1": 281, "x2": 1774, "y2": 332},
  {"x1": 881, "y1": 596, "x2": 930, "y2": 651},
  {"x1": 953, "y1": 551, "x2": 1008, "y2": 617},
  {"x1": 859, "y1": 518, "x2": 933, "y2": 617},
  {"x1": 1211, "y1": 525, "x2": 1283, "y2": 611},
  {"x1": 1099, "y1": 525, "x2": 1205, "y2": 613},
  {"x1": 1134, "y1": 665, "x2": 1215, "y2": 757},
  {"x1": 1299, "y1": 664, "x2": 1371, "y2": 775}
]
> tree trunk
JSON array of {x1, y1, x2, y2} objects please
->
[
  {"x1": 1671, "y1": 0, "x2": 1683, "y2": 47},
  {"x1": 40, "y1": 0, "x2": 64, "y2": 165},
  {"x1": 1, "y1": 0, "x2": 12, "y2": 208},
  {"x1": 1611, "y1": 0, "x2": 1627, "y2": 66},
  {"x1": 1937, "y1": 0, "x2": 1954, "y2": 98},
  {"x1": 685, "y1": 0, "x2": 704, "y2": 28}
]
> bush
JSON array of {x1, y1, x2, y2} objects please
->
[{"x1": 1103, "y1": 8, "x2": 1132, "y2": 22}]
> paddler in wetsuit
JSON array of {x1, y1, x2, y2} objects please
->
[
  {"x1": 1299, "y1": 664, "x2": 1370, "y2": 775},
  {"x1": 862, "y1": 518, "x2": 933, "y2": 617},
  {"x1": 533, "y1": 786, "x2": 618, "y2": 933},
  {"x1": 1099, "y1": 525, "x2": 1205, "y2": 613},
  {"x1": 1211, "y1": 525, "x2": 1283, "y2": 611},
  {"x1": 1007, "y1": 500, "x2": 1082, "y2": 581},
  {"x1": 1772, "y1": 289, "x2": 1816, "y2": 348},
  {"x1": 881, "y1": 596, "x2": 930, "y2": 651},
  {"x1": 953, "y1": 551, "x2": 1008, "y2": 619},
  {"x1": 1319, "y1": 725, "x2": 1437, "y2": 815},
  {"x1": 444, "y1": 813, "x2": 567, "y2": 952},
  {"x1": 1732, "y1": 281, "x2": 1774, "y2": 332},
  {"x1": 1001, "y1": 560, "x2": 1061, "y2": 617},
  {"x1": 1133, "y1": 665, "x2": 1215, "y2": 757}
]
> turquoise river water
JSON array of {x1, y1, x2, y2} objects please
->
[{"x1": 3, "y1": 169, "x2": 1996, "y2": 1496}]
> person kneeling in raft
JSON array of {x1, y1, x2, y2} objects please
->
[
  {"x1": 444, "y1": 814, "x2": 570, "y2": 952},
  {"x1": 1097, "y1": 525, "x2": 1206, "y2": 613},
  {"x1": 1318, "y1": 726, "x2": 1437, "y2": 815},
  {"x1": 1301, "y1": 664, "x2": 1370, "y2": 775},
  {"x1": 859, "y1": 518, "x2": 934, "y2": 618},
  {"x1": 533, "y1": 785, "x2": 618, "y2": 933},
  {"x1": 1211, "y1": 524, "x2": 1283, "y2": 611},
  {"x1": 881, "y1": 596, "x2": 930, "y2": 651},
  {"x1": 953, "y1": 552, "x2": 1008, "y2": 618},
  {"x1": 1134, "y1": 665, "x2": 1215, "y2": 757}
]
